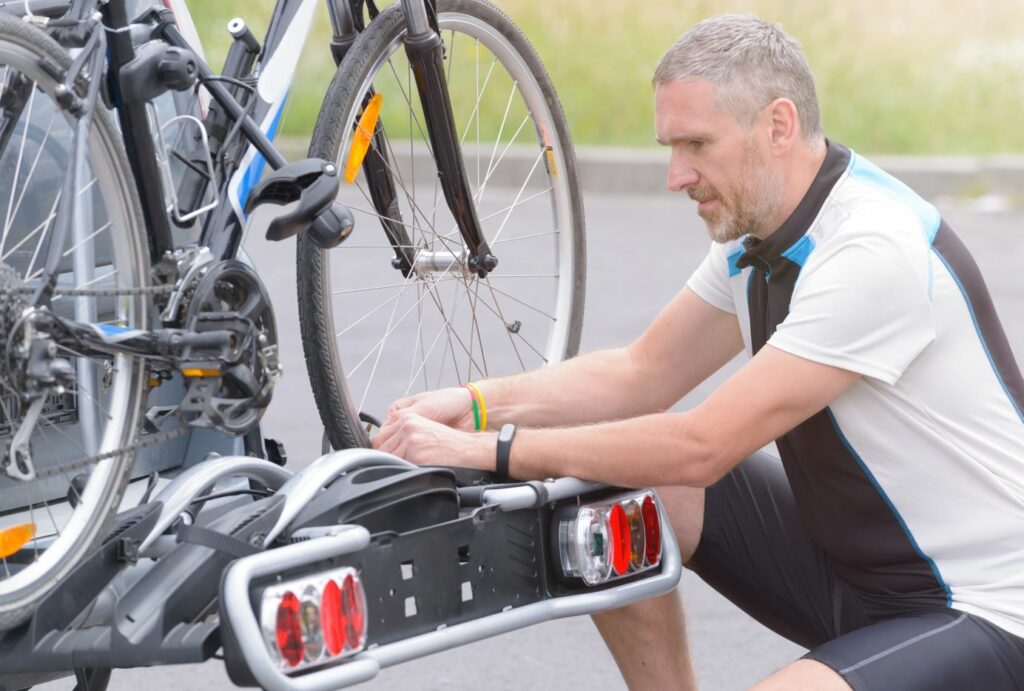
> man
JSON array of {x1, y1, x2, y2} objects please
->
[{"x1": 372, "y1": 14, "x2": 1024, "y2": 690}]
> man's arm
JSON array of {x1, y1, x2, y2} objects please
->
[
  {"x1": 377, "y1": 343, "x2": 858, "y2": 483},
  {"x1": 464, "y1": 287, "x2": 744, "y2": 428},
  {"x1": 507, "y1": 344, "x2": 858, "y2": 486}
]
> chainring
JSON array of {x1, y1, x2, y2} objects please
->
[{"x1": 176, "y1": 260, "x2": 279, "y2": 435}]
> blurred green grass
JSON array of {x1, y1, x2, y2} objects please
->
[{"x1": 190, "y1": 0, "x2": 1024, "y2": 154}]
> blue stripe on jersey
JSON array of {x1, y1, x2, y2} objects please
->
[
  {"x1": 781, "y1": 234, "x2": 816, "y2": 267},
  {"x1": 825, "y1": 409, "x2": 953, "y2": 607},
  {"x1": 727, "y1": 247, "x2": 743, "y2": 277},
  {"x1": 848, "y1": 153, "x2": 941, "y2": 244},
  {"x1": 932, "y1": 247, "x2": 1024, "y2": 424}
]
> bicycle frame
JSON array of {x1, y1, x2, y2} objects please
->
[{"x1": 14, "y1": 0, "x2": 496, "y2": 309}]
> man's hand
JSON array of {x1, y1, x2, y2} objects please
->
[
  {"x1": 383, "y1": 387, "x2": 477, "y2": 432},
  {"x1": 373, "y1": 410, "x2": 495, "y2": 469}
]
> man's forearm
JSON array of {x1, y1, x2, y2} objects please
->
[
  {"x1": 474, "y1": 347, "x2": 669, "y2": 429},
  {"x1": 506, "y1": 411, "x2": 722, "y2": 488}
]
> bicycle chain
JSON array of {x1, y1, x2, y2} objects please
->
[
  {"x1": 7, "y1": 284, "x2": 176, "y2": 297},
  {"x1": 34, "y1": 424, "x2": 190, "y2": 479}
]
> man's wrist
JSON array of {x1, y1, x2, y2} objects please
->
[{"x1": 473, "y1": 431, "x2": 498, "y2": 471}]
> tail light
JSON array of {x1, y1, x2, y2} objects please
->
[
  {"x1": 260, "y1": 566, "x2": 368, "y2": 673},
  {"x1": 555, "y1": 491, "x2": 664, "y2": 586}
]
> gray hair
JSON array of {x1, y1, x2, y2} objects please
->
[{"x1": 653, "y1": 14, "x2": 823, "y2": 142}]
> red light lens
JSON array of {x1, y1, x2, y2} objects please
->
[
  {"x1": 275, "y1": 591, "x2": 304, "y2": 667},
  {"x1": 320, "y1": 579, "x2": 346, "y2": 656},
  {"x1": 342, "y1": 574, "x2": 366, "y2": 648},
  {"x1": 608, "y1": 503, "x2": 631, "y2": 575},
  {"x1": 642, "y1": 495, "x2": 662, "y2": 565}
]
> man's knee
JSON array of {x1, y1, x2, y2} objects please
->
[
  {"x1": 653, "y1": 484, "x2": 704, "y2": 563},
  {"x1": 752, "y1": 659, "x2": 851, "y2": 691}
]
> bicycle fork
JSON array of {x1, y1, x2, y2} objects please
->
[{"x1": 329, "y1": 0, "x2": 498, "y2": 278}]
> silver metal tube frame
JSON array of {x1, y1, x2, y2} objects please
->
[{"x1": 220, "y1": 500, "x2": 682, "y2": 691}]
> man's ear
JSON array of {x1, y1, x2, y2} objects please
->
[{"x1": 766, "y1": 98, "x2": 800, "y2": 153}]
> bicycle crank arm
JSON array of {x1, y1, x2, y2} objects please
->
[
  {"x1": 54, "y1": 319, "x2": 235, "y2": 365},
  {"x1": 401, "y1": 1, "x2": 498, "y2": 277}
]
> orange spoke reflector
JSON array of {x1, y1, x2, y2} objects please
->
[
  {"x1": 540, "y1": 123, "x2": 558, "y2": 178},
  {"x1": 0, "y1": 523, "x2": 35, "y2": 559},
  {"x1": 181, "y1": 368, "x2": 220, "y2": 378},
  {"x1": 344, "y1": 93, "x2": 384, "y2": 184}
]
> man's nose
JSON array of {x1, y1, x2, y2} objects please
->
[{"x1": 667, "y1": 154, "x2": 699, "y2": 192}]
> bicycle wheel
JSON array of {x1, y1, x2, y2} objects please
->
[
  {"x1": 299, "y1": 0, "x2": 586, "y2": 449},
  {"x1": 0, "y1": 14, "x2": 149, "y2": 629}
]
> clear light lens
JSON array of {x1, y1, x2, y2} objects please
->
[
  {"x1": 642, "y1": 494, "x2": 662, "y2": 566},
  {"x1": 321, "y1": 578, "x2": 346, "y2": 656},
  {"x1": 574, "y1": 507, "x2": 612, "y2": 585},
  {"x1": 624, "y1": 500, "x2": 646, "y2": 570},
  {"x1": 275, "y1": 591, "x2": 304, "y2": 668},
  {"x1": 300, "y1": 585, "x2": 323, "y2": 662}
]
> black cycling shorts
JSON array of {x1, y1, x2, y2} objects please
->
[{"x1": 687, "y1": 451, "x2": 1024, "y2": 690}]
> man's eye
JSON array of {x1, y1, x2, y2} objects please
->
[{"x1": 689, "y1": 140, "x2": 705, "y2": 150}]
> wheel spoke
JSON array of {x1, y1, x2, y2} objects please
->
[
  {"x1": 318, "y1": 12, "x2": 579, "y2": 444},
  {"x1": 2, "y1": 86, "x2": 36, "y2": 252}
]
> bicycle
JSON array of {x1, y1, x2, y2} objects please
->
[{"x1": 0, "y1": 0, "x2": 584, "y2": 631}]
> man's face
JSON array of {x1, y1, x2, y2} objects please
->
[{"x1": 655, "y1": 79, "x2": 783, "y2": 243}]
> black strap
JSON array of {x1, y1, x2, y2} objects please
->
[
  {"x1": 176, "y1": 525, "x2": 261, "y2": 559},
  {"x1": 496, "y1": 423, "x2": 516, "y2": 479}
]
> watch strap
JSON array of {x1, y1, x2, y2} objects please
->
[{"x1": 496, "y1": 423, "x2": 517, "y2": 479}]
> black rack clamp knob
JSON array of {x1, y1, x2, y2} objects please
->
[{"x1": 118, "y1": 41, "x2": 198, "y2": 103}]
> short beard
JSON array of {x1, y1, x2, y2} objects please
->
[{"x1": 702, "y1": 142, "x2": 784, "y2": 244}]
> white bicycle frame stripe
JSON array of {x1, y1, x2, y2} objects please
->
[{"x1": 227, "y1": 0, "x2": 320, "y2": 220}]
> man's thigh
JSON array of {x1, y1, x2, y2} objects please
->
[
  {"x1": 805, "y1": 610, "x2": 1024, "y2": 690},
  {"x1": 686, "y1": 451, "x2": 866, "y2": 649}
]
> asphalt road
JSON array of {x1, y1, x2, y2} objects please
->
[{"x1": 38, "y1": 185, "x2": 1024, "y2": 691}]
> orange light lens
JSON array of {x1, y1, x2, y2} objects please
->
[{"x1": 624, "y1": 500, "x2": 646, "y2": 570}]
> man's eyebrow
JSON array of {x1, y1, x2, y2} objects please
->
[{"x1": 655, "y1": 134, "x2": 709, "y2": 146}]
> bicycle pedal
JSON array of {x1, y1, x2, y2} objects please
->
[{"x1": 244, "y1": 158, "x2": 344, "y2": 242}]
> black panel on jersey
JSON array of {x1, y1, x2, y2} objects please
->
[
  {"x1": 931, "y1": 222, "x2": 1024, "y2": 420},
  {"x1": 731, "y1": 141, "x2": 948, "y2": 607}
]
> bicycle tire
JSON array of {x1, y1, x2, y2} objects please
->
[
  {"x1": 0, "y1": 14, "x2": 149, "y2": 630},
  {"x1": 299, "y1": 0, "x2": 586, "y2": 449}
]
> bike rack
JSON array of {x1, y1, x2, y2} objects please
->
[
  {"x1": 261, "y1": 449, "x2": 414, "y2": 546},
  {"x1": 140, "y1": 455, "x2": 292, "y2": 553},
  {"x1": 220, "y1": 480, "x2": 683, "y2": 691}
]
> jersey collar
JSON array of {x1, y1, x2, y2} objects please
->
[{"x1": 737, "y1": 139, "x2": 851, "y2": 272}]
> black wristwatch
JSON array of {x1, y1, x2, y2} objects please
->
[{"x1": 496, "y1": 423, "x2": 517, "y2": 479}]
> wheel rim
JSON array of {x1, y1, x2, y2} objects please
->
[
  {"x1": 326, "y1": 9, "x2": 580, "y2": 428},
  {"x1": 0, "y1": 38, "x2": 144, "y2": 600}
]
